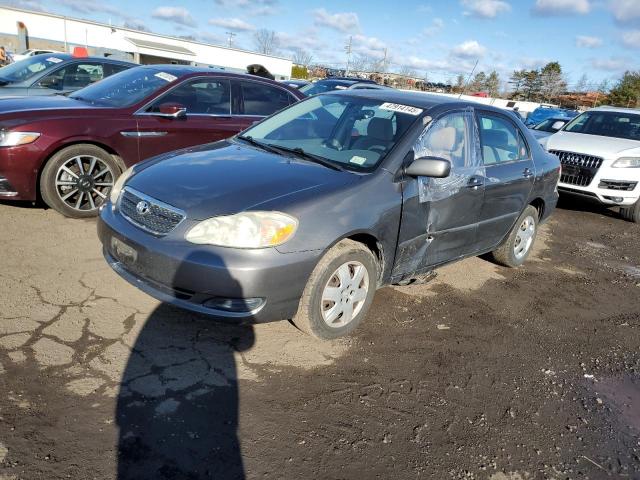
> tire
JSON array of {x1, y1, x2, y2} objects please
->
[
  {"x1": 292, "y1": 240, "x2": 378, "y2": 340},
  {"x1": 491, "y1": 205, "x2": 539, "y2": 268},
  {"x1": 40, "y1": 144, "x2": 120, "y2": 218},
  {"x1": 620, "y1": 200, "x2": 640, "y2": 223}
]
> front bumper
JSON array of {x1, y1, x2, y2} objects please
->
[
  {"x1": 558, "y1": 164, "x2": 640, "y2": 206},
  {"x1": 0, "y1": 143, "x2": 44, "y2": 201},
  {"x1": 98, "y1": 206, "x2": 321, "y2": 323}
]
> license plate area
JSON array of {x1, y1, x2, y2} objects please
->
[{"x1": 111, "y1": 236, "x2": 138, "y2": 265}]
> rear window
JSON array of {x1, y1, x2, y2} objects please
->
[{"x1": 564, "y1": 111, "x2": 640, "y2": 141}]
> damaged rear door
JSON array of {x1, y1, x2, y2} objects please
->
[{"x1": 391, "y1": 109, "x2": 485, "y2": 282}]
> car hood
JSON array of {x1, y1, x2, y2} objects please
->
[
  {"x1": 127, "y1": 140, "x2": 354, "y2": 220},
  {"x1": 546, "y1": 131, "x2": 640, "y2": 158},
  {"x1": 0, "y1": 94, "x2": 91, "y2": 113}
]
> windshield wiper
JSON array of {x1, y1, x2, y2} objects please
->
[
  {"x1": 236, "y1": 135, "x2": 282, "y2": 155},
  {"x1": 265, "y1": 144, "x2": 345, "y2": 172}
]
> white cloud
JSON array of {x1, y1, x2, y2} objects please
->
[
  {"x1": 451, "y1": 40, "x2": 487, "y2": 58},
  {"x1": 313, "y1": 8, "x2": 360, "y2": 33},
  {"x1": 423, "y1": 17, "x2": 445, "y2": 36},
  {"x1": 532, "y1": 0, "x2": 591, "y2": 16},
  {"x1": 208, "y1": 17, "x2": 255, "y2": 31},
  {"x1": 351, "y1": 34, "x2": 387, "y2": 59},
  {"x1": 622, "y1": 30, "x2": 640, "y2": 48},
  {"x1": 152, "y1": 6, "x2": 196, "y2": 27},
  {"x1": 4, "y1": 0, "x2": 45, "y2": 11},
  {"x1": 575, "y1": 35, "x2": 603, "y2": 48},
  {"x1": 517, "y1": 57, "x2": 550, "y2": 70},
  {"x1": 610, "y1": 0, "x2": 640, "y2": 24},
  {"x1": 461, "y1": 0, "x2": 511, "y2": 18},
  {"x1": 590, "y1": 57, "x2": 631, "y2": 71},
  {"x1": 214, "y1": 0, "x2": 276, "y2": 6}
]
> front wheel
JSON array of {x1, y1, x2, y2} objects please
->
[
  {"x1": 40, "y1": 144, "x2": 120, "y2": 218},
  {"x1": 491, "y1": 205, "x2": 539, "y2": 268},
  {"x1": 292, "y1": 240, "x2": 377, "y2": 340},
  {"x1": 620, "y1": 200, "x2": 640, "y2": 223}
]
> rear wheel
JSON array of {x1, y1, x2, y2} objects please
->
[
  {"x1": 40, "y1": 144, "x2": 119, "y2": 218},
  {"x1": 491, "y1": 205, "x2": 538, "y2": 268},
  {"x1": 292, "y1": 240, "x2": 377, "y2": 340},
  {"x1": 620, "y1": 200, "x2": 640, "y2": 223}
]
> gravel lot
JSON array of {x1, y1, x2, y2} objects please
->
[{"x1": 0, "y1": 198, "x2": 639, "y2": 480}]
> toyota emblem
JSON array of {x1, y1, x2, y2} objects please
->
[{"x1": 136, "y1": 201, "x2": 150, "y2": 215}]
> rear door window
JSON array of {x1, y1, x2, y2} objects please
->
[
  {"x1": 477, "y1": 113, "x2": 528, "y2": 164},
  {"x1": 238, "y1": 81, "x2": 291, "y2": 116}
]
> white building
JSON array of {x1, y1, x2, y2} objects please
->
[{"x1": 0, "y1": 6, "x2": 292, "y2": 79}]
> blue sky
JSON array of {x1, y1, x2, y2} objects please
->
[{"x1": 4, "y1": 0, "x2": 640, "y2": 88}]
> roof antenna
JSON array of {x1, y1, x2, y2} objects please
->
[{"x1": 458, "y1": 59, "x2": 479, "y2": 99}]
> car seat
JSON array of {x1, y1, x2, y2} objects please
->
[{"x1": 351, "y1": 117, "x2": 394, "y2": 152}]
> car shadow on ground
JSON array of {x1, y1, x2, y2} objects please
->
[
  {"x1": 115, "y1": 252, "x2": 255, "y2": 480},
  {"x1": 556, "y1": 194, "x2": 624, "y2": 219}
]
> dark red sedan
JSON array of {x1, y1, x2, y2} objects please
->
[{"x1": 0, "y1": 65, "x2": 304, "y2": 217}]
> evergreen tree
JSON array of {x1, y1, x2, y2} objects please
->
[{"x1": 608, "y1": 71, "x2": 640, "y2": 107}]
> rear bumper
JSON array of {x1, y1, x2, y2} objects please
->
[
  {"x1": 0, "y1": 144, "x2": 44, "y2": 201},
  {"x1": 98, "y1": 206, "x2": 321, "y2": 323}
]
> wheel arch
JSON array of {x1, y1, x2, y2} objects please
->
[
  {"x1": 529, "y1": 197, "x2": 545, "y2": 220},
  {"x1": 36, "y1": 140, "x2": 125, "y2": 201},
  {"x1": 325, "y1": 231, "x2": 387, "y2": 286}
]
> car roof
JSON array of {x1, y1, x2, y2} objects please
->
[
  {"x1": 30, "y1": 53, "x2": 133, "y2": 65},
  {"x1": 130, "y1": 65, "x2": 304, "y2": 95},
  {"x1": 329, "y1": 88, "x2": 486, "y2": 111},
  {"x1": 591, "y1": 105, "x2": 640, "y2": 114}
]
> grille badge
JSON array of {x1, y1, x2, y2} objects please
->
[{"x1": 136, "y1": 201, "x2": 150, "y2": 215}]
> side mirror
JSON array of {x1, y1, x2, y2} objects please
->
[
  {"x1": 405, "y1": 156, "x2": 451, "y2": 178},
  {"x1": 156, "y1": 102, "x2": 187, "y2": 119},
  {"x1": 551, "y1": 121, "x2": 565, "y2": 131}
]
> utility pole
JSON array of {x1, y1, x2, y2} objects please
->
[
  {"x1": 381, "y1": 48, "x2": 388, "y2": 73},
  {"x1": 345, "y1": 35, "x2": 352, "y2": 77},
  {"x1": 225, "y1": 31, "x2": 236, "y2": 48}
]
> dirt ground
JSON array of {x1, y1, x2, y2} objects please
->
[{"x1": 0, "y1": 197, "x2": 639, "y2": 480}]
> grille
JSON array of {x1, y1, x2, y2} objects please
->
[
  {"x1": 598, "y1": 179, "x2": 638, "y2": 192},
  {"x1": 550, "y1": 150, "x2": 604, "y2": 187},
  {"x1": 119, "y1": 188, "x2": 185, "y2": 235}
]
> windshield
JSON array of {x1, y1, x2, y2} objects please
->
[
  {"x1": 564, "y1": 110, "x2": 640, "y2": 141},
  {"x1": 69, "y1": 67, "x2": 177, "y2": 107},
  {"x1": 0, "y1": 55, "x2": 66, "y2": 84},
  {"x1": 534, "y1": 118, "x2": 568, "y2": 132},
  {"x1": 299, "y1": 80, "x2": 350, "y2": 96},
  {"x1": 240, "y1": 94, "x2": 421, "y2": 170}
]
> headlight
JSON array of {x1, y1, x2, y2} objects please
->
[
  {"x1": 185, "y1": 211, "x2": 298, "y2": 248},
  {"x1": 109, "y1": 166, "x2": 135, "y2": 204},
  {"x1": 612, "y1": 157, "x2": 640, "y2": 168},
  {"x1": 0, "y1": 131, "x2": 41, "y2": 147}
]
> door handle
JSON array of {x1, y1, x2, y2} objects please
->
[
  {"x1": 523, "y1": 168, "x2": 534, "y2": 178},
  {"x1": 466, "y1": 177, "x2": 483, "y2": 189}
]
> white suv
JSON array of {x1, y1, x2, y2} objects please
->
[{"x1": 542, "y1": 106, "x2": 640, "y2": 222}]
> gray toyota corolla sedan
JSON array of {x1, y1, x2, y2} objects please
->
[{"x1": 98, "y1": 90, "x2": 560, "y2": 339}]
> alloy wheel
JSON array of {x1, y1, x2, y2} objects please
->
[
  {"x1": 514, "y1": 215, "x2": 536, "y2": 260},
  {"x1": 321, "y1": 261, "x2": 369, "y2": 328},
  {"x1": 54, "y1": 155, "x2": 115, "y2": 212}
]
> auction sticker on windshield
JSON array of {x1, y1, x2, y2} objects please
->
[
  {"x1": 380, "y1": 103, "x2": 423, "y2": 116},
  {"x1": 46, "y1": 57, "x2": 63, "y2": 63},
  {"x1": 154, "y1": 72, "x2": 177, "y2": 83}
]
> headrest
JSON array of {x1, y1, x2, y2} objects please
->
[
  {"x1": 429, "y1": 126, "x2": 456, "y2": 152},
  {"x1": 483, "y1": 129, "x2": 508, "y2": 147},
  {"x1": 367, "y1": 117, "x2": 394, "y2": 141}
]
